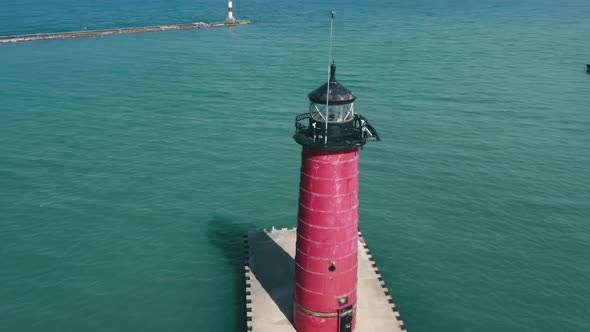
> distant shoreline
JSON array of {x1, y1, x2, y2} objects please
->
[{"x1": 0, "y1": 20, "x2": 252, "y2": 44}]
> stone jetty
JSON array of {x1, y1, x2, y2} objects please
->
[{"x1": 0, "y1": 20, "x2": 252, "y2": 44}]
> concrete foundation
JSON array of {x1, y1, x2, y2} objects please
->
[{"x1": 244, "y1": 228, "x2": 406, "y2": 332}]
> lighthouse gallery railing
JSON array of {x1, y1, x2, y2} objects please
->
[{"x1": 294, "y1": 113, "x2": 380, "y2": 150}]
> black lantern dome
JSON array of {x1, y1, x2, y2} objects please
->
[
  {"x1": 294, "y1": 63, "x2": 380, "y2": 151},
  {"x1": 307, "y1": 64, "x2": 356, "y2": 105}
]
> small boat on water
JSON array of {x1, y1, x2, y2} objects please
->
[{"x1": 587, "y1": 64, "x2": 590, "y2": 72}]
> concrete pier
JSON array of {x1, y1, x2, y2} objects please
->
[
  {"x1": 244, "y1": 228, "x2": 407, "y2": 332},
  {"x1": 0, "y1": 20, "x2": 252, "y2": 44}
]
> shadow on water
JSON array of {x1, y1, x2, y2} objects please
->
[
  {"x1": 206, "y1": 216, "x2": 257, "y2": 332},
  {"x1": 207, "y1": 216, "x2": 296, "y2": 327}
]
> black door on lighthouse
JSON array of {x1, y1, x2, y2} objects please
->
[{"x1": 339, "y1": 306, "x2": 354, "y2": 332}]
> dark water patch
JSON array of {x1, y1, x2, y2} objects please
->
[{"x1": 206, "y1": 216, "x2": 257, "y2": 332}]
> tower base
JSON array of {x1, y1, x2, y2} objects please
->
[{"x1": 244, "y1": 228, "x2": 407, "y2": 332}]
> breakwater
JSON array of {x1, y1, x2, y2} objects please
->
[{"x1": 0, "y1": 20, "x2": 252, "y2": 44}]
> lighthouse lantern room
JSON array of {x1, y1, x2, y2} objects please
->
[{"x1": 294, "y1": 64, "x2": 379, "y2": 150}]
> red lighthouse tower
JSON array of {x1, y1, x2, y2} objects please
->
[{"x1": 292, "y1": 21, "x2": 380, "y2": 332}]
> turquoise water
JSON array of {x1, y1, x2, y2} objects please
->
[{"x1": 1, "y1": 0, "x2": 590, "y2": 331}]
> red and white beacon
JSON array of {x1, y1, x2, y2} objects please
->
[
  {"x1": 226, "y1": 0, "x2": 236, "y2": 24},
  {"x1": 292, "y1": 15, "x2": 380, "y2": 332}
]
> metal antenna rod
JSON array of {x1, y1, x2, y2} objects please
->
[{"x1": 325, "y1": 10, "x2": 335, "y2": 144}]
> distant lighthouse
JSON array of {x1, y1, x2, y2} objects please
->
[
  {"x1": 292, "y1": 12, "x2": 380, "y2": 332},
  {"x1": 226, "y1": 0, "x2": 236, "y2": 24}
]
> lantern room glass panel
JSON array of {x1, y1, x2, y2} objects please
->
[{"x1": 309, "y1": 102, "x2": 355, "y2": 123}]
